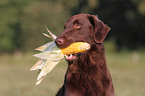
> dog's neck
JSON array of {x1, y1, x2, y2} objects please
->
[
  {"x1": 65, "y1": 43, "x2": 113, "y2": 96},
  {"x1": 68, "y1": 43, "x2": 107, "y2": 71}
]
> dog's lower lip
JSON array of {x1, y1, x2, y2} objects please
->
[{"x1": 65, "y1": 54, "x2": 77, "y2": 61}]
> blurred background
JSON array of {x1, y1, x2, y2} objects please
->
[{"x1": 0, "y1": 0, "x2": 145, "y2": 96}]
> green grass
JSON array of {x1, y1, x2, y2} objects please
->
[
  {"x1": 0, "y1": 48, "x2": 145, "y2": 96},
  {"x1": 106, "y1": 51, "x2": 145, "y2": 96},
  {"x1": 0, "y1": 53, "x2": 67, "y2": 96}
]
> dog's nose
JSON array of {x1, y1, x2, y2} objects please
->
[{"x1": 55, "y1": 38, "x2": 64, "y2": 46}]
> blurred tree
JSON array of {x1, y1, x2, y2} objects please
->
[
  {"x1": 21, "y1": 1, "x2": 70, "y2": 51},
  {"x1": 0, "y1": 0, "x2": 35, "y2": 53},
  {"x1": 0, "y1": 0, "x2": 145, "y2": 53},
  {"x1": 60, "y1": 0, "x2": 99, "y2": 14},
  {"x1": 0, "y1": 0, "x2": 69, "y2": 52}
]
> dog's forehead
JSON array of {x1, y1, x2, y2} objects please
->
[{"x1": 65, "y1": 14, "x2": 90, "y2": 25}]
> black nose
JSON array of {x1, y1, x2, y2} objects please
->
[{"x1": 55, "y1": 38, "x2": 64, "y2": 46}]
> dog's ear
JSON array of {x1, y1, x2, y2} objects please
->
[{"x1": 88, "y1": 15, "x2": 111, "y2": 43}]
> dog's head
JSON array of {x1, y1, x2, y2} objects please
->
[{"x1": 55, "y1": 14, "x2": 110, "y2": 61}]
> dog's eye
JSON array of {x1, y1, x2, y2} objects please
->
[{"x1": 75, "y1": 24, "x2": 81, "y2": 29}]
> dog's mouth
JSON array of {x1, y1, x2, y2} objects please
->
[{"x1": 56, "y1": 41, "x2": 90, "y2": 61}]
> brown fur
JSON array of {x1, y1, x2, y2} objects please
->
[{"x1": 55, "y1": 14, "x2": 115, "y2": 96}]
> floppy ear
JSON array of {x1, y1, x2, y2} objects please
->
[{"x1": 88, "y1": 15, "x2": 111, "y2": 43}]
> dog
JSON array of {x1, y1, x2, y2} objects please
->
[{"x1": 55, "y1": 14, "x2": 115, "y2": 96}]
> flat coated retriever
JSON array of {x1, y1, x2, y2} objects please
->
[{"x1": 55, "y1": 14, "x2": 115, "y2": 96}]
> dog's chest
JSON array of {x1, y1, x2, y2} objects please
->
[{"x1": 65, "y1": 68, "x2": 99, "y2": 96}]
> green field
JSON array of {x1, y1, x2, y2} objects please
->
[{"x1": 0, "y1": 46, "x2": 145, "y2": 96}]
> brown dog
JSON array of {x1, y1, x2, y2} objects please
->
[{"x1": 55, "y1": 14, "x2": 115, "y2": 96}]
